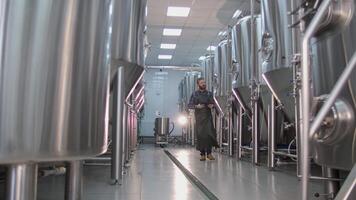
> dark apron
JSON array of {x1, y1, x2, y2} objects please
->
[{"x1": 195, "y1": 107, "x2": 219, "y2": 151}]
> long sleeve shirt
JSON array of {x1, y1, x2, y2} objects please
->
[{"x1": 188, "y1": 90, "x2": 214, "y2": 109}]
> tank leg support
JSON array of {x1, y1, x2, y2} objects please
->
[
  {"x1": 6, "y1": 163, "x2": 38, "y2": 200},
  {"x1": 111, "y1": 66, "x2": 125, "y2": 185},
  {"x1": 267, "y1": 96, "x2": 276, "y2": 169},
  {"x1": 65, "y1": 161, "x2": 83, "y2": 200},
  {"x1": 237, "y1": 107, "x2": 243, "y2": 159}
]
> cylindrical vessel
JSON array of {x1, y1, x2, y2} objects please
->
[
  {"x1": 231, "y1": 15, "x2": 267, "y2": 148},
  {"x1": 310, "y1": 2, "x2": 356, "y2": 170},
  {"x1": 111, "y1": 0, "x2": 147, "y2": 97},
  {"x1": 259, "y1": 0, "x2": 295, "y2": 121},
  {"x1": 0, "y1": 0, "x2": 111, "y2": 163},
  {"x1": 155, "y1": 118, "x2": 170, "y2": 136},
  {"x1": 112, "y1": 0, "x2": 147, "y2": 66},
  {"x1": 202, "y1": 56, "x2": 214, "y2": 92},
  {"x1": 217, "y1": 40, "x2": 232, "y2": 97},
  {"x1": 184, "y1": 71, "x2": 200, "y2": 109},
  {"x1": 260, "y1": 0, "x2": 293, "y2": 72},
  {"x1": 232, "y1": 16, "x2": 262, "y2": 90},
  {"x1": 214, "y1": 45, "x2": 223, "y2": 96}
]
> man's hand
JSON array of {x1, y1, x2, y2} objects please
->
[
  {"x1": 208, "y1": 104, "x2": 214, "y2": 109},
  {"x1": 195, "y1": 104, "x2": 205, "y2": 109}
]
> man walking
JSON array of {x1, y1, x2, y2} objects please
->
[{"x1": 188, "y1": 78, "x2": 219, "y2": 161}]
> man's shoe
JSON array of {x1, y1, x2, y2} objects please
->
[
  {"x1": 200, "y1": 155, "x2": 206, "y2": 161},
  {"x1": 207, "y1": 154, "x2": 215, "y2": 160}
]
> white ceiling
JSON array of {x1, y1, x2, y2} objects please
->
[{"x1": 145, "y1": 0, "x2": 252, "y2": 66}]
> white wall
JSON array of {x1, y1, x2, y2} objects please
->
[{"x1": 140, "y1": 69, "x2": 186, "y2": 136}]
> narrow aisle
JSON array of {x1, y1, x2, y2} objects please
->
[
  {"x1": 168, "y1": 147, "x2": 323, "y2": 200},
  {"x1": 37, "y1": 145, "x2": 205, "y2": 200}
]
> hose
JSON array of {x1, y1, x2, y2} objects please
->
[
  {"x1": 168, "y1": 122, "x2": 175, "y2": 136},
  {"x1": 288, "y1": 138, "x2": 297, "y2": 161}
]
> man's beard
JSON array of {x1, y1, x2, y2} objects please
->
[{"x1": 199, "y1": 85, "x2": 206, "y2": 90}]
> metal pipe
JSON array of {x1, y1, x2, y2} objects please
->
[
  {"x1": 335, "y1": 164, "x2": 356, "y2": 200},
  {"x1": 293, "y1": 56, "x2": 302, "y2": 177},
  {"x1": 240, "y1": 146, "x2": 253, "y2": 151},
  {"x1": 297, "y1": 175, "x2": 344, "y2": 182},
  {"x1": 300, "y1": 0, "x2": 333, "y2": 199},
  {"x1": 228, "y1": 107, "x2": 234, "y2": 157},
  {"x1": 84, "y1": 163, "x2": 111, "y2": 166},
  {"x1": 111, "y1": 66, "x2": 125, "y2": 185},
  {"x1": 123, "y1": 104, "x2": 129, "y2": 164},
  {"x1": 134, "y1": 87, "x2": 144, "y2": 102},
  {"x1": 146, "y1": 65, "x2": 203, "y2": 71},
  {"x1": 217, "y1": 115, "x2": 222, "y2": 151},
  {"x1": 273, "y1": 151, "x2": 298, "y2": 159},
  {"x1": 290, "y1": 0, "x2": 302, "y2": 177},
  {"x1": 125, "y1": 71, "x2": 145, "y2": 103},
  {"x1": 291, "y1": 0, "x2": 302, "y2": 177},
  {"x1": 309, "y1": 52, "x2": 356, "y2": 137},
  {"x1": 252, "y1": 98, "x2": 260, "y2": 165},
  {"x1": 322, "y1": 166, "x2": 340, "y2": 199},
  {"x1": 86, "y1": 157, "x2": 111, "y2": 161},
  {"x1": 65, "y1": 161, "x2": 83, "y2": 200},
  {"x1": 237, "y1": 106, "x2": 243, "y2": 159},
  {"x1": 232, "y1": 89, "x2": 247, "y2": 111},
  {"x1": 191, "y1": 113, "x2": 195, "y2": 146},
  {"x1": 250, "y1": 0, "x2": 260, "y2": 165},
  {"x1": 271, "y1": 96, "x2": 276, "y2": 168},
  {"x1": 267, "y1": 104, "x2": 274, "y2": 168},
  {"x1": 6, "y1": 163, "x2": 38, "y2": 200}
]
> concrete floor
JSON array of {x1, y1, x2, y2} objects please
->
[{"x1": 34, "y1": 145, "x2": 323, "y2": 200}]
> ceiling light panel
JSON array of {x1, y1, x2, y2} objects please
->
[
  {"x1": 199, "y1": 56, "x2": 206, "y2": 61},
  {"x1": 163, "y1": 28, "x2": 182, "y2": 36},
  {"x1": 158, "y1": 55, "x2": 172, "y2": 60},
  {"x1": 160, "y1": 43, "x2": 176, "y2": 49},
  {"x1": 167, "y1": 7, "x2": 190, "y2": 17},
  {"x1": 232, "y1": 9, "x2": 242, "y2": 18},
  {"x1": 207, "y1": 46, "x2": 216, "y2": 51}
]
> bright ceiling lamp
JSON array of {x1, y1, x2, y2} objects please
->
[
  {"x1": 232, "y1": 9, "x2": 242, "y2": 18},
  {"x1": 218, "y1": 31, "x2": 227, "y2": 36},
  {"x1": 177, "y1": 114, "x2": 188, "y2": 126},
  {"x1": 160, "y1": 43, "x2": 176, "y2": 49},
  {"x1": 163, "y1": 28, "x2": 182, "y2": 36},
  {"x1": 167, "y1": 7, "x2": 190, "y2": 17},
  {"x1": 199, "y1": 56, "x2": 206, "y2": 61},
  {"x1": 207, "y1": 46, "x2": 216, "y2": 51},
  {"x1": 158, "y1": 55, "x2": 172, "y2": 60}
]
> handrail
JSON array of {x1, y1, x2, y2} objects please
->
[{"x1": 300, "y1": 0, "x2": 333, "y2": 199}]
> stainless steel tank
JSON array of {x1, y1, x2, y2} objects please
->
[
  {"x1": 231, "y1": 15, "x2": 268, "y2": 145},
  {"x1": 154, "y1": 117, "x2": 170, "y2": 145},
  {"x1": 214, "y1": 39, "x2": 232, "y2": 114},
  {"x1": 219, "y1": 40, "x2": 232, "y2": 97},
  {"x1": 310, "y1": 5, "x2": 356, "y2": 170},
  {"x1": 185, "y1": 71, "x2": 200, "y2": 107},
  {"x1": 231, "y1": 16, "x2": 262, "y2": 110},
  {"x1": 112, "y1": 0, "x2": 147, "y2": 97},
  {"x1": 260, "y1": 0, "x2": 293, "y2": 71},
  {"x1": 155, "y1": 118, "x2": 170, "y2": 136},
  {"x1": 214, "y1": 45, "x2": 222, "y2": 96},
  {"x1": 259, "y1": 0, "x2": 295, "y2": 121},
  {"x1": 202, "y1": 56, "x2": 214, "y2": 92},
  {"x1": 0, "y1": 0, "x2": 111, "y2": 163}
]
